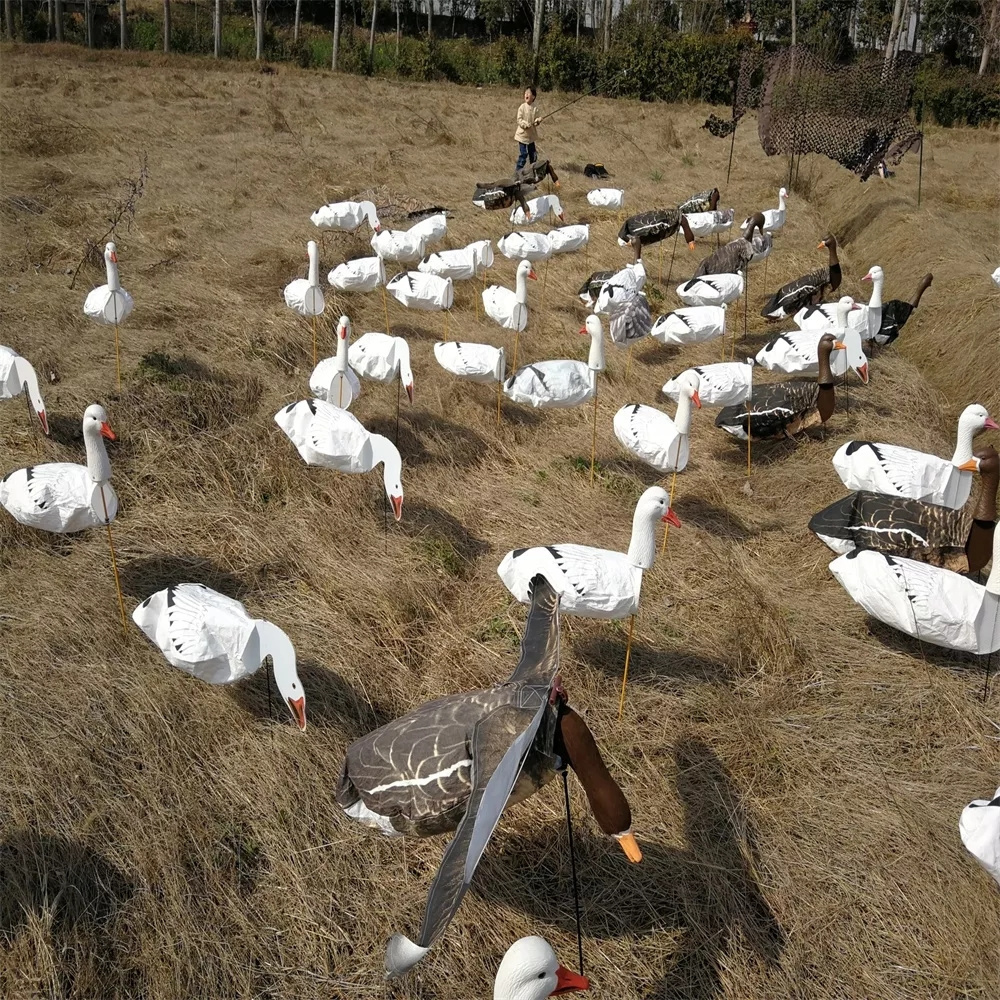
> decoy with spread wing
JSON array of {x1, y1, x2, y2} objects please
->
[
  {"x1": 870, "y1": 273, "x2": 933, "y2": 347},
  {"x1": 810, "y1": 446, "x2": 999, "y2": 573},
  {"x1": 336, "y1": 576, "x2": 641, "y2": 978},
  {"x1": 760, "y1": 235, "x2": 842, "y2": 320}
]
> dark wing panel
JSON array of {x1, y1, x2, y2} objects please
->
[
  {"x1": 384, "y1": 700, "x2": 545, "y2": 976},
  {"x1": 608, "y1": 293, "x2": 652, "y2": 345},
  {"x1": 506, "y1": 574, "x2": 560, "y2": 688},
  {"x1": 876, "y1": 300, "x2": 913, "y2": 344},
  {"x1": 762, "y1": 267, "x2": 829, "y2": 316},
  {"x1": 693, "y1": 239, "x2": 750, "y2": 278}
]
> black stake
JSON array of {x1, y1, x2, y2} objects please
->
[
  {"x1": 265, "y1": 667, "x2": 273, "y2": 721},
  {"x1": 726, "y1": 120, "x2": 738, "y2": 188},
  {"x1": 23, "y1": 383, "x2": 38, "y2": 458},
  {"x1": 561, "y1": 768, "x2": 585, "y2": 977},
  {"x1": 917, "y1": 134, "x2": 924, "y2": 208},
  {"x1": 665, "y1": 231, "x2": 679, "y2": 287}
]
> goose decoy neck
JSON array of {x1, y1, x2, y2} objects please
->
[
  {"x1": 818, "y1": 235, "x2": 839, "y2": 264},
  {"x1": 555, "y1": 706, "x2": 641, "y2": 862},
  {"x1": 911, "y1": 273, "x2": 933, "y2": 307},
  {"x1": 105, "y1": 242, "x2": 121, "y2": 290},
  {"x1": 248, "y1": 621, "x2": 306, "y2": 730},
  {"x1": 83, "y1": 404, "x2": 114, "y2": 484},
  {"x1": 708, "y1": 187, "x2": 720, "y2": 210},
  {"x1": 307, "y1": 240, "x2": 320, "y2": 286},
  {"x1": 627, "y1": 488, "x2": 674, "y2": 569},
  {"x1": 973, "y1": 447, "x2": 999, "y2": 523},
  {"x1": 679, "y1": 214, "x2": 696, "y2": 249},
  {"x1": 743, "y1": 212, "x2": 765, "y2": 240},
  {"x1": 986, "y1": 523, "x2": 1000, "y2": 596}
]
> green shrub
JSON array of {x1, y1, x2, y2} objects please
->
[{"x1": 914, "y1": 60, "x2": 1000, "y2": 127}]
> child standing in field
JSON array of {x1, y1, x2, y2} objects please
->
[{"x1": 514, "y1": 86, "x2": 541, "y2": 174}]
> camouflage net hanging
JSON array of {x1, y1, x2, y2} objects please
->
[{"x1": 703, "y1": 47, "x2": 923, "y2": 182}]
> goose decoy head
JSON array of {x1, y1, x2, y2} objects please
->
[
  {"x1": 83, "y1": 403, "x2": 115, "y2": 441},
  {"x1": 494, "y1": 936, "x2": 589, "y2": 999},
  {"x1": 817, "y1": 332, "x2": 845, "y2": 357},
  {"x1": 337, "y1": 315, "x2": 351, "y2": 340},
  {"x1": 105, "y1": 242, "x2": 118, "y2": 264},
  {"x1": 975, "y1": 446, "x2": 1000, "y2": 475},
  {"x1": 744, "y1": 212, "x2": 766, "y2": 240},
  {"x1": 579, "y1": 314, "x2": 603, "y2": 339},
  {"x1": 678, "y1": 370, "x2": 702, "y2": 409},
  {"x1": 962, "y1": 403, "x2": 1000, "y2": 434},
  {"x1": 818, "y1": 234, "x2": 838, "y2": 251},
  {"x1": 862, "y1": 265, "x2": 883, "y2": 283},
  {"x1": 708, "y1": 187, "x2": 720, "y2": 210}
]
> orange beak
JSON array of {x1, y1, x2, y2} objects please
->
[
  {"x1": 833, "y1": 341, "x2": 847, "y2": 351},
  {"x1": 692, "y1": 390, "x2": 702, "y2": 409},
  {"x1": 578, "y1": 325, "x2": 588, "y2": 335},
  {"x1": 109, "y1": 250, "x2": 119, "y2": 263},
  {"x1": 390, "y1": 495, "x2": 403, "y2": 521},
  {"x1": 287, "y1": 696, "x2": 307, "y2": 731},
  {"x1": 528, "y1": 268, "x2": 538, "y2": 280},
  {"x1": 687, "y1": 241, "x2": 696, "y2": 251},
  {"x1": 100, "y1": 421, "x2": 116, "y2": 441},
  {"x1": 661, "y1": 509, "x2": 681, "y2": 528},
  {"x1": 862, "y1": 271, "x2": 873, "y2": 282},
  {"x1": 857, "y1": 363, "x2": 869, "y2": 385},
  {"x1": 37, "y1": 409, "x2": 49, "y2": 436},
  {"x1": 339, "y1": 325, "x2": 347, "y2": 340},
  {"x1": 816, "y1": 241, "x2": 826, "y2": 250},
  {"x1": 552, "y1": 965, "x2": 590, "y2": 995},
  {"x1": 405, "y1": 382, "x2": 414, "y2": 404},
  {"x1": 957, "y1": 458, "x2": 980, "y2": 471},
  {"x1": 615, "y1": 830, "x2": 644, "y2": 863},
  {"x1": 984, "y1": 416, "x2": 999, "y2": 430}
]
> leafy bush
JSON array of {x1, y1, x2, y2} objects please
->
[{"x1": 914, "y1": 60, "x2": 1000, "y2": 127}]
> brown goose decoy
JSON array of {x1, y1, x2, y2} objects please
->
[
  {"x1": 678, "y1": 187, "x2": 720, "y2": 213},
  {"x1": 715, "y1": 332, "x2": 843, "y2": 441},
  {"x1": 516, "y1": 158, "x2": 559, "y2": 188},
  {"x1": 692, "y1": 212, "x2": 767, "y2": 277},
  {"x1": 617, "y1": 208, "x2": 696, "y2": 260},
  {"x1": 472, "y1": 176, "x2": 532, "y2": 219},
  {"x1": 337, "y1": 575, "x2": 641, "y2": 977},
  {"x1": 809, "y1": 447, "x2": 999, "y2": 573},
  {"x1": 760, "y1": 235, "x2": 842, "y2": 320},
  {"x1": 872, "y1": 273, "x2": 933, "y2": 347}
]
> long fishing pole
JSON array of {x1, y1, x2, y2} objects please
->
[{"x1": 534, "y1": 68, "x2": 629, "y2": 125}]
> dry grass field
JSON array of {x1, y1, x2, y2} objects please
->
[{"x1": 1, "y1": 42, "x2": 999, "y2": 1000}]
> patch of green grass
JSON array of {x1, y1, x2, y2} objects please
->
[
  {"x1": 475, "y1": 613, "x2": 519, "y2": 650},
  {"x1": 136, "y1": 350, "x2": 189, "y2": 389},
  {"x1": 420, "y1": 535, "x2": 463, "y2": 578},
  {"x1": 651, "y1": 169, "x2": 663, "y2": 182},
  {"x1": 681, "y1": 153, "x2": 695, "y2": 167}
]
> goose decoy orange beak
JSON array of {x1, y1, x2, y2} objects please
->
[
  {"x1": 405, "y1": 382, "x2": 414, "y2": 404},
  {"x1": 614, "y1": 829, "x2": 644, "y2": 863},
  {"x1": 957, "y1": 458, "x2": 980, "y2": 471},
  {"x1": 578, "y1": 326, "x2": 588, "y2": 335},
  {"x1": 817, "y1": 240, "x2": 827, "y2": 249},
  {"x1": 692, "y1": 390, "x2": 702, "y2": 409},
  {"x1": 858, "y1": 363, "x2": 869, "y2": 384},
  {"x1": 985, "y1": 417, "x2": 1000, "y2": 430},
  {"x1": 390, "y1": 495, "x2": 403, "y2": 521},
  {"x1": 287, "y1": 696, "x2": 307, "y2": 731},
  {"x1": 662, "y1": 509, "x2": 682, "y2": 528},
  {"x1": 109, "y1": 250, "x2": 119, "y2": 263},
  {"x1": 834, "y1": 341, "x2": 848, "y2": 351},
  {"x1": 688, "y1": 241, "x2": 696, "y2": 251},
  {"x1": 552, "y1": 965, "x2": 590, "y2": 994},
  {"x1": 100, "y1": 421, "x2": 116, "y2": 441},
  {"x1": 528, "y1": 268, "x2": 538, "y2": 280},
  {"x1": 37, "y1": 409, "x2": 49, "y2": 436},
  {"x1": 862, "y1": 271, "x2": 873, "y2": 281}
]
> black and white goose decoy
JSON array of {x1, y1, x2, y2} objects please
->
[
  {"x1": 715, "y1": 333, "x2": 844, "y2": 442},
  {"x1": 809, "y1": 446, "x2": 999, "y2": 573},
  {"x1": 617, "y1": 208, "x2": 696, "y2": 260},
  {"x1": 691, "y1": 212, "x2": 768, "y2": 278},
  {"x1": 871, "y1": 273, "x2": 933, "y2": 347},
  {"x1": 515, "y1": 158, "x2": 560, "y2": 188},
  {"x1": 336, "y1": 575, "x2": 641, "y2": 978},
  {"x1": 677, "y1": 187, "x2": 720, "y2": 214},
  {"x1": 760, "y1": 235, "x2": 842, "y2": 320},
  {"x1": 473, "y1": 175, "x2": 532, "y2": 219}
]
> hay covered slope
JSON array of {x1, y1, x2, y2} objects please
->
[{"x1": 1, "y1": 44, "x2": 999, "y2": 1000}]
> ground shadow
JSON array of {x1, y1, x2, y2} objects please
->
[
  {"x1": 366, "y1": 407, "x2": 491, "y2": 468},
  {"x1": 865, "y1": 616, "x2": 993, "y2": 679},
  {"x1": 118, "y1": 553, "x2": 247, "y2": 601},
  {"x1": 838, "y1": 197, "x2": 908, "y2": 248},
  {"x1": 575, "y1": 635, "x2": 731, "y2": 688},
  {"x1": 473, "y1": 739, "x2": 784, "y2": 999},
  {"x1": 44, "y1": 412, "x2": 86, "y2": 447},
  {"x1": 0, "y1": 830, "x2": 137, "y2": 997},
  {"x1": 496, "y1": 399, "x2": 544, "y2": 429},
  {"x1": 672, "y1": 495, "x2": 755, "y2": 542},
  {"x1": 369, "y1": 498, "x2": 490, "y2": 571},
  {"x1": 227, "y1": 658, "x2": 394, "y2": 736},
  {"x1": 634, "y1": 341, "x2": 682, "y2": 368}
]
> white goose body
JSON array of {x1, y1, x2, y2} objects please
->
[
  {"x1": 794, "y1": 266, "x2": 883, "y2": 341},
  {"x1": 547, "y1": 225, "x2": 590, "y2": 254},
  {"x1": 663, "y1": 360, "x2": 753, "y2": 408},
  {"x1": 418, "y1": 241, "x2": 493, "y2": 281},
  {"x1": 651, "y1": 305, "x2": 726, "y2": 346},
  {"x1": 483, "y1": 260, "x2": 535, "y2": 332},
  {"x1": 509, "y1": 195, "x2": 565, "y2": 226},
  {"x1": 386, "y1": 271, "x2": 454, "y2": 311},
  {"x1": 83, "y1": 242, "x2": 134, "y2": 325},
  {"x1": 757, "y1": 298, "x2": 868, "y2": 382},
  {"x1": 0, "y1": 345, "x2": 48, "y2": 434},
  {"x1": 349, "y1": 332, "x2": 414, "y2": 400},
  {"x1": 586, "y1": 188, "x2": 624, "y2": 209},
  {"x1": 406, "y1": 213, "x2": 448, "y2": 248},
  {"x1": 283, "y1": 240, "x2": 325, "y2": 317},
  {"x1": 497, "y1": 231, "x2": 554, "y2": 262},
  {"x1": 832, "y1": 404, "x2": 998, "y2": 509},
  {"x1": 132, "y1": 583, "x2": 306, "y2": 729},
  {"x1": 328, "y1": 255, "x2": 385, "y2": 292},
  {"x1": 310, "y1": 315, "x2": 362, "y2": 409},
  {"x1": 311, "y1": 200, "x2": 380, "y2": 232},
  {"x1": 594, "y1": 261, "x2": 646, "y2": 314},
  {"x1": 675, "y1": 272, "x2": 744, "y2": 307},
  {"x1": 0, "y1": 404, "x2": 116, "y2": 533},
  {"x1": 828, "y1": 524, "x2": 1000, "y2": 654},
  {"x1": 273, "y1": 398, "x2": 404, "y2": 519},
  {"x1": 433, "y1": 342, "x2": 505, "y2": 383},
  {"x1": 684, "y1": 208, "x2": 734, "y2": 238},
  {"x1": 371, "y1": 229, "x2": 427, "y2": 263},
  {"x1": 498, "y1": 487, "x2": 678, "y2": 619},
  {"x1": 503, "y1": 314, "x2": 604, "y2": 409},
  {"x1": 960, "y1": 787, "x2": 1000, "y2": 887},
  {"x1": 993, "y1": 266, "x2": 1000, "y2": 289},
  {"x1": 614, "y1": 374, "x2": 701, "y2": 473},
  {"x1": 743, "y1": 187, "x2": 787, "y2": 233}
]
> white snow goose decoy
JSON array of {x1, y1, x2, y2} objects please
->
[
  {"x1": 510, "y1": 195, "x2": 565, "y2": 226},
  {"x1": 651, "y1": 305, "x2": 726, "y2": 347},
  {"x1": 433, "y1": 341, "x2": 506, "y2": 424},
  {"x1": 84, "y1": 241, "x2": 134, "y2": 387},
  {"x1": 675, "y1": 272, "x2": 744, "y2": 307},
  {"x1": 831, "y1": 403, "x2": 998, "y2": 509},
  {"x1": 583, "y1": 260, "x2": 646, "y2": 315},
  {"x1": 418, "y1": 240, "x2": 494, "y2": 281},
  {"x1": 1, "y1": 345, "x2": 48, "y2": 436},
  {"x1": 828, "y1": 514, "x2": 1000, "y2": 655},
  {"x1": 684, "y1": 207, "x2": 735, "y2": 239},
  {"x1": 503, "y1": 313, "x2": 604, "y2": 409},
  {"x1": 386, "y1": 270, "x2": 454, "y2": 338},
  {"x1": 484, "y1": 259, "x2": 536, "y2": 333},
  {"x1": 614, "y1": 373, "x2": 702, "y2": 474},
  {"x1": 132, "y1": 584, "x2": 307, "y2": 730},
  {"x1": 547, "y1": 224, "x2": 589, "y2": 255},
  {"x1": 311, "y1": 199, "x2": 381, "y2": 232},
  {"x1": 274, "y1": 398, "x2": 404, "y2": 520},
  {"x1": 663, "y1": 359, "x2": 753, "y2": 408},
  {"x1": 794, "y1": 266, "x2": 882, "y2": 340},
  {"x1": 310, "y1": 315, "x2": 361, "y2": 410},
  {"x1": 498, "y1": 231, "x2": 554, "y2": 263},
  {"x1": 492, "y1": 937, "x2": 589, "y2": 999},
  {"x1": 586, "y1": 187, "x2": 624, "y2": 210},
  {"x1": 328, "y1": 255, "x2": 386, "y2": 293},
  {"x1": 0, "y1": 403, "x2": 126, "y2": 627},
  {"x1": 743, "y1": 187, "x2": 788, "y2": 234},
  {"x1": 371, "y1": 228, "x2": 427, "y2": 264},
  {"x1": 960, "y1": 787, "x2": 1000, "y2": 888},
  {"x1": 336, "y1": 576, "x2": 640, "y2": 977},
  {"x1": 406, "y1": 212, "x2": 448, "y2": 249},
  {"x1": 756, "y1": 297, "x2": 868, "y2": 383},
  {"x1": 284, "y1": 240, "x2": 326, "y2": 365},
  {"x1": 349, "y1": 332, "x2": 414, "y2": 409}
]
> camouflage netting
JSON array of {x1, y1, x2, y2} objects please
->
[{"x1": 702, "y1": 47, "x2": 923, "y2": 182}]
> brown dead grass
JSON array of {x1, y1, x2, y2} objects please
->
[{"x1": 1, "y1": 42, "x2": 1000, "y2": 1000}]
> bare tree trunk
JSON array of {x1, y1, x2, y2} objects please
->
[
  {"x1": 427, "y1": 0, "x2": 432, "y2": 38},
  {"x1": 214, "y1": 0, "x2": 221, "y2": 56},
  {"x1": 120, "y1": 0, "x2": 127, "y2": 49},
  {"x1": 332, "y1": 0, "x2": 341, "y2": 69},
  {"x1": 85, "y1": 0, "x2": 92, "y2": 46},
  {"x1": 451, "y1": 0, "x2": 456, "y2": 36},
  {"x1": 791, "y1": 0, "x2": 796, "y2": 46},
  {"x1": 254, "y1": 0, "x2": 263, "y2": 59},
  {"x1": 163, "y1": 0, "x2": 170, "y2": 52},
  {"x1": 895, "y1": 0, "x2": 909, "y2": 51},
  {"x1": 576, "y1": 0, "x2": 580, "y2": 43},
  {"x1": 369, "y1": 0, "x2": 377, "y2": 65},
  {"x1": 396, "y1": 0, "x2": 400, "y2": 56},
  {"x1": 980, "y1": 0, "x2": 999, "y2": 73},
  {"x1": 3, "y1": 0, "x2": 12, "y2": 38},
  {"x1": 54, "y1": 0, "x2": 62, "y2": 40},
  {"x1": 884, "y1": 0, "x2": 903, "y2": 71},
  {"x1": 294, "y1": 0, "x2": 301, "y2": 41},
  {"x1": 602, "y1": 0, "x2": 611, "y2": 51},
  {"x1": 532, "y1": 0, "x2": 542, "y2": 60},
  {"x1": 46, "y1": 0, "x2": 52, "y2": 38}
]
